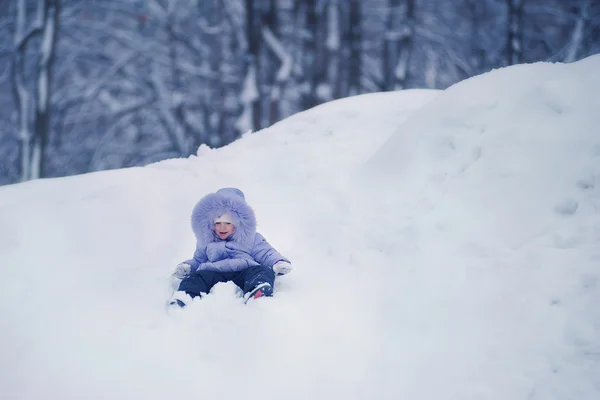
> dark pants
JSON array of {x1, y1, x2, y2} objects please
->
[{"x1": 178, "y1": 264, "x2": 275, "y2": 298}]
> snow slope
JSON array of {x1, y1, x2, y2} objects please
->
[
  {"x1": 1, "y1": 55, "x2": 600, "y2": 400},
  {"x1": 358, "y1": 56, "x2": 600, "y2": 399}
]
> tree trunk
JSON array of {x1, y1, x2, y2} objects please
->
[
  {"x1": 506, "y1": 0, "x2": 525, "y2": 65},
  {"x1": 465, "y1": 0, "x2": 486, "y2": 74},
  {"x1": 383, "y1": 0, "x2": 398, "y2": 90},
  {"x1": 326, "y1": 0, "x2": 341, "y2": 99},
  {"x1": 348, "y1": 0, "x2": 361, "y2": 96},
  {"x1": 32, "y1": 0, "x2": 59, "y2": 179},
  {"x1": 245, "y1": 0, "x2": 262, "y2": 131},
  {"x1": 394, "y1": 0, "x2": 414, "y2": 90},
  {"x1": 166, "y1": 1, "x2": 189, "y2": 154},
  {"x1": 264, "y1": 0, "x2": 279, "y2": 125},
  {"x1": 314, "y1": 0, "x2": 341, "y2": 102},
  {"x1": 383, "y1": 0, "x2": 414, "y2": 91},
  {"x1": 13, "y1": 0, "x2": 32, "y2": 181},
  {"x1": 302, "y1": 0, "x2": 318, "y2": 109},
  {"x1": 215, "y1": 2, "x2": 227, "y2": 143},
  {"x1": 564, "y1": 0, "x2": 590, "y2": 63},
  {"x1": 13, "y1": 0, "x2": 58, "y2": 181}
]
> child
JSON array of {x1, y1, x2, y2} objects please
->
[{"x1": 170, "y1": 187, "x2": 292, "y2": 307}]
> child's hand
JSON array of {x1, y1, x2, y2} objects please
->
[
  {"x1": 172, "y1": 263, "x2": 191, "y2": 278},
  {"x1": 273, "y1": 261, "x2": 293, "y2": 276}
]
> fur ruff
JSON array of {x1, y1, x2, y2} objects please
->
[{"x1": 191, "y1": 188, "x2": 257, "y2": 249}]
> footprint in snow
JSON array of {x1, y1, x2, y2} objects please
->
[{"x1": 553, "y1": 198, "x2": 578, "y2": 216}]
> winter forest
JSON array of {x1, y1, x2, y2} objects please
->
[{"x1": 0, "y1": 0, "x2": 598, "y2": 186}]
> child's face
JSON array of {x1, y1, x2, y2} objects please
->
[{"x1": 214, "y1": 222, "x2": 234, "y2": 240}]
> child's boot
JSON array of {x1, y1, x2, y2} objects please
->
[
  {"x1": 169, "y1": 291, "x2": 193, "y2": 308},
  {"x1": 244, "y1": 282, "x2": 273, "y2": 303}
]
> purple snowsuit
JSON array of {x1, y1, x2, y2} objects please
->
[{"x1": 178, "y1": 188, "x2": 288, "y2": 297}]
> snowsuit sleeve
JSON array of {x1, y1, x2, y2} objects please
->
[
  {"x1": 251, "y1": 233, "x2": 289, "y2": 268},
  {"x1": 184, "y1": 245, "x2": 208, "y2": 273}
]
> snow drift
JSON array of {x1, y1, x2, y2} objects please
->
[
  {"x1": 1, "y1": 55, "x2": 599, "y2": 400},
  {"x1": 356, "y1": 55, "x2": 600, "y2": 399}
]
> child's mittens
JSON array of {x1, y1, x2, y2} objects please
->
[
  {"x1": 172, "y1": 262, "x2": 191, "y2": 278},
  {"x1": 273, "y1": 261, "x2": 293, "y2": 276}
]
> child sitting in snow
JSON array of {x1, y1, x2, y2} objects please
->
[{"x1": 170, "y1": 187, "x2": 292, "y2": 307}]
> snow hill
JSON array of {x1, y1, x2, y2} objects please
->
[{"x1": 1, "y1": 55, "x2": 600, "y2": 400}]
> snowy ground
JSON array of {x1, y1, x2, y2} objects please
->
[{"x1": 1, "y1": 56, "x2": 600, "y2": 400}]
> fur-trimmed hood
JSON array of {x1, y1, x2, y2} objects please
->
[{"x1": 191, "y1": 188, "x2": 257, "y2": 249}]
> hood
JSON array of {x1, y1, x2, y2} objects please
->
[{"x1": 191, "y1": 188, "x2": 257, "y2": 248}]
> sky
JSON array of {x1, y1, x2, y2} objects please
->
[{"x1": 0, "y1": 55, "x2": 599, "y2": 400}]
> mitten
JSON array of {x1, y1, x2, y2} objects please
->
[
  {"x1": 273, "y1": 260, "x2": 293, "y2": 276},
  {"x1": 172, "y1": 262, "x2": 191, "y2": 278}
]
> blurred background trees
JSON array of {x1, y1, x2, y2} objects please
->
[{"x1": 0, "y1": 0, "x2": 598, "y2": 185}]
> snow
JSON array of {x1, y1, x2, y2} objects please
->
[
  {"x1": 316, "y1": 82, "x2": 332, "y2": 100},
  {"x1": 262, "y1": 26, "x2": 293, "y2": 82},
  {"x1": 326, "y1": 1, "x2": 340, "y2": 51},
  {"x1": 564, "y1": 0, "x2": 589, "y2": 63},
  {"x1": 38, "y1": 3, "x2": 57, "y2": 114},
  {"x1": 237, "y1": 63, "x2": 259, "y2": 132},
  {"x1": 2, "y1": 55, "x2": 600, "y2": 400}
]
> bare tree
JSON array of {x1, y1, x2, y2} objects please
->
[
  {"x1": 149, "y1": 0, "x2": 190, "y2": 156},
  {"x1": 315, "y1": 0, "x2": 342, "y2": 102},
  {"x1": 564, "y1": 0, "x2": 591, "y2": 62},
  {"x1": 219, "y1": 0, "x2": 246, "y2": 145},
  {"x1": 239, "y1": 0, "x2": 262, "y2": 132},
  {"x1": 300, "y1": 0, "x2": 319, "y2": 109},
  {"x1": 347, "y1": 0, "x2": 362, "y2": 96},
  {"x1": 12, "y1": 0, "x2": 59, "y2": 181},
  {"x1": 2, "y1": 0, "x2": 600, "y2": 186},
  {"x1": 464, "y1": 0, "x2": 489, "y2": 74},
  {"x1": 383, "y1": 0, "x2": 415, "y2": 90},
  {"x1": 506, "y1": 0, "x2": 525, "y2": 65},
  {"x1": 262, "y1": 0, "x2": 279, "y2": 125}
]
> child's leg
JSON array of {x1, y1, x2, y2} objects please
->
[
  {"x1": 178, "y1": 270, "x2": 234, "y2": 298},
  {"x1": 235, "y1": 265, "x2": 275, "y2": 297}
]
